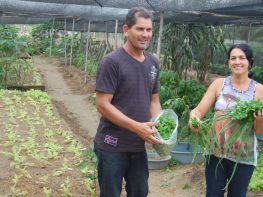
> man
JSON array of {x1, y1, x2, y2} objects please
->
[{"x1": 94, "y1": 7, "x2": 162, "y2": 197}]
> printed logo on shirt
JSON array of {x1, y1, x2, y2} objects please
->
[
  {"x1": 149, "y1": 65, "x2": 158, "y2": 83},
  {"x1": 104, "y1": 135, "x2": 118, "y2": 146}
]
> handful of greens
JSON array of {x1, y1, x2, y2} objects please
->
[
  {"x1": 191, "y1": 116, "x2": 203, "y2": 129},
  {"x1": 151, "y1": 109, "x2": 178, "y2": 159},
  {"x1": 156, "y1": 114, "x2": 177, "y2": 140}
]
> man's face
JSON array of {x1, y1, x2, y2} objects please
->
[{"x1": 126, "y1": 16, "x2": 153, "y2": 51}]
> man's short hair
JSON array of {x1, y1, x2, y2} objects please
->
[{"x1": 125, "y1": 7, "x2": 154, "y2": 29}]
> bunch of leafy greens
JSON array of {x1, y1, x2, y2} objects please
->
[
  {"x1": 181, "y1": 118, "x2": 212, "y2": 163},
  {"x1": 156, "y1": 114, "x2": 177, "y2": 140},
  {"x1": 191, "y1": 116, "x2": 202, "y2": 129},
  {"x1": 210, "y1": 98, "x2": 263, "y2": 189}
]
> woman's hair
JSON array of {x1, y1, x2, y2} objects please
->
[
  {"x1": 125, "y1": 7, "x2": 153, "y2": 29},
  {"x1": 227, "y1": 44, "x2": 254, "y2": 69}
]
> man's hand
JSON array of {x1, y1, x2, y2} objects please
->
[{"x1": 132, "y1": 120, "x2": 163, "y2": 145}]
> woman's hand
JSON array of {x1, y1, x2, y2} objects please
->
[
  {"x1": 188, "y1": 116, "x2": 202, "y2": 132},
  {"x1": 253, "y1": 109, "x2": 263, "y2": 135},
  {"x1": 254, "y1": 109, "x2": 263, "y2": 119}
]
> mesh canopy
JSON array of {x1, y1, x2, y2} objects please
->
[
  {"x1": 1, "y1": 0, "x2": 263, "y2": 32},
  {"x1": 19, "y1": 0, "x2": 263, "y2": 11}
]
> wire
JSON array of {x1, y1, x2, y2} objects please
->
[{"x1": 146, "y1": 0, "x2": 156, "y2": 11}]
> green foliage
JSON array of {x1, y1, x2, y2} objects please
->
[
  {"x1": 49, "y1": 33, "x2": 83, "y2": 57},
  {"x1": 160, "y1": 23, "x2": 227, "y2": 81},
  {"x1": 0, "y1": 25, "x2": 31, "y2": 88},
  {"x1": 248, "y1": 142, "x2": 263, "y2": 192},
  {"x1": 159, "y1": 72, "x2": 207, "y2": 114},
  {"x1": 158, "y1": 183, "x2": 170, "y2": 187},
  {"x1": 30, "y1": 22, "x2": 63, "y2": 54},
  {"x1": 208, "y1": 63, "x2": 230, "y2": 75},
  {"x1": 250, "y1": 66, "x2": 263, "y2": 84},
  {"x1": 159, "y1": 69, "x2": 180, "y2": 89},
  {"x1": 155, "y1": 114, "x2": 177, "y2": 140},
  {"x1": 79, "y1": 144, "x2": 98, "y2": 196},
  {"x1": 168, "y1": 156, "x2": 179, "y2": 166},
  {"x1": 73, "y1": 52, "x2": 86, "y2": 69},
  {"x1": 176, "y1": 79, "x2": 207, "y2": 110},
  {"x1": 191, "y1": 116, "x2": 202, "y2": 129},
  {"x1": 186, "y1": 118, "x2": 212, "y2": 162},
  {"x1": 164, "y1": 175, "x2": 174, "y2": 181},
  {"x1": 0, "y1": 25, "x2": 19, "y2": 40},
  {"x1": 231, "y1": 98, "x2": 263, "y2": 124},
  {"x1": 193, "y1": 25, "x2": 227, "y2": 81},
  {"x1": 161, "y1": 23, "x2": 197, "y2": 79},
  {"x1": 248, "y1": 155, "x2": 263, "y2": 192},
  {"x1": 159, "y1": 86, "x2": 176, "y2": 107},
  {"x1": 162, "y1": 98, "x2": 189, "y2": 119},
  {"x1": 182, "y1": 183, "x2": 189, "y2": 189},
  {"x1": 250, "y1": 45, "x2": 263, "y2": 67}
]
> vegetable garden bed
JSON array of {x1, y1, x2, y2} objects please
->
[{"x1": 0, "y1": 89, "x2": 96, "y2": 196}]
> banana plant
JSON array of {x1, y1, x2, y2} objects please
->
[{"x1": 158, "y1": 23, "x2": 227, "y2": 82}]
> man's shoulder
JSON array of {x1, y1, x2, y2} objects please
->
[
  {"x1": 144, "y1": 51, "x2": 159, "y2": 65},
  {"x1": 104, "y1": 47, "x2": 124, "y2": 60}
]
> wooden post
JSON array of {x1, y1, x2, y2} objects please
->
[
  {"x1": 105, "y1": 21, "x2": 108, "y2": 43},
  {"x1": 247, "y1": 23, "x2": 252, "y2": 44},
  {"x1": 49, "y1": 18, "x2": 55, "y2": 57},
  {"x1": 114, "y1": 20, "x2": 118, "y2": 50},
  {"x1": 150, "y1": 23, "x2": 154, "y2": 54},
  {"x1": 64, "y1": 18, "x2": 67, "y2": 67},
  {"x1": 157, "y1": 11, "x2": 164, "y2": 62},
  {"x1": 79, "y1": 31, "x2": 83, "y2": 51},
  {"x1": 85, "y1": 20, "x2": 91, "y2": 84},
  {"x1": 69, "y1": 18, "x2": 75, "y2": 77},
  {"x1": 233, "y1": 26, "x2": 236, "y2": 45}
]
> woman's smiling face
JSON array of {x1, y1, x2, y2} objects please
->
[{"x1": 228, "y1": 48, "x2": 250, "y2": 75}]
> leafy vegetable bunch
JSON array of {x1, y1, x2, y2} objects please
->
[
  {"x1": 182, "y1": 117, "x2": 212, "y2": 163},
  {"x1": 156, "y1": 114, "x2": 177, "y2": 140},
  {"x1": 190, "y1": 116, "x2": 202, "y2": 129},
  {"x1": 230, "y1": 98, "x2": 263, "y2": 124}
]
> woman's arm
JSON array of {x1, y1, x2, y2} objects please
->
[{"x1": 188, "y1": 78, "x2": 224, "y2": 132}]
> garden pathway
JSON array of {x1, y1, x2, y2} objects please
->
[{"x1": 33, "y1": 55, "x2": 99, "y2": 140}]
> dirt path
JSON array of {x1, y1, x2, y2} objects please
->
[
  {"x1": 33, "y1": 56, "x2": 99, "y2": 140},
  {"x1": 33, "y1": 55, "x2": 261, "y2": 197}
]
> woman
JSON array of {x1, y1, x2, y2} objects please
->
[{"x1": 188, "y1": 44, "x2": 263, "y2": 197}]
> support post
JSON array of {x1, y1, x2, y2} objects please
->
[
  {"x1": 85, "y1": 20, "x2": 91, "y2": 84},
  {"x1": 69, "y1": 18, "x2": 75, "y2": 77},
  {"x1": 49, "y1": 18, "x2": 55, "y2": 57},
  {"x1": 233, "y1": 25, "x2": 236, "y2": 45},
  {"x1": 247, "y1": 23, "x2": 252, "y2": 44},
  {"x1": 64, "y1": 18, "x2": 67, "y2": 67},
  {"x1": 150, "y1": 23, "x2": 155, "y2": 54},
  {"x1": 114, "y1": 20, "x2": 118, "y2": 50},
  {"x1": 157, "y1": 11, "x2": 164, "y2": 62},
  {"x1": 105, "y1": 21, "x2": 108, "y2": 43}
]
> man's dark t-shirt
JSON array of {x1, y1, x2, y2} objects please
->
[{"x1": 94, "y1": 47, "x2": 160, "y2": 152}]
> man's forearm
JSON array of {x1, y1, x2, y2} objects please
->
[
  {"x1": 97, "y1": 102, "x2": 138, "y2": 132},
  {"x1": 150, "y1": 101, "x2": 162, "y2": 118}
]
